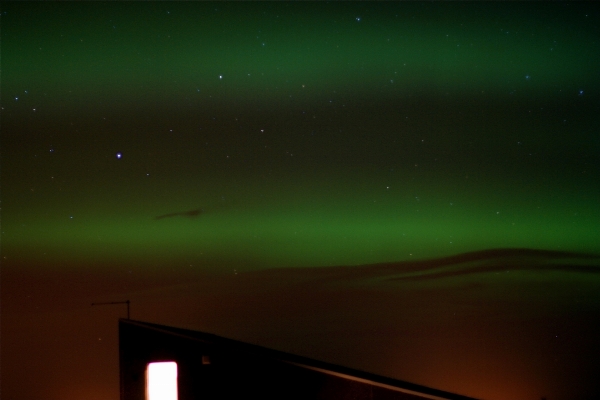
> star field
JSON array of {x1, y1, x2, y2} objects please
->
[
  {"x1": 2, "y1": 2, "x2": 599, "y2": 400},
  {"x1": 2, "y1": 2, "x2": 599, "y2": 278}
]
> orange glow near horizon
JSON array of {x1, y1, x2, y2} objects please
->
[{"x1": 146, "y1": 362, "x2": 178, "y2": 400}]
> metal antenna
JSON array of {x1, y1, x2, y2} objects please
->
[{"x1": 91, "y1": 300, "x2": 130, "y2": 319}]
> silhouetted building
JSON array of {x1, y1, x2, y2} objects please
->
[{"x1": 119, "y1": 319, "x2": 477, "y2": 400}]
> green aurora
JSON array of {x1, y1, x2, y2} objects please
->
[
  {"x1": 3, "y1": 2, "x2": 599, "y2": 269},
  {"x1": 2, "y1": 3, "x2": 600, "y2": 400}
]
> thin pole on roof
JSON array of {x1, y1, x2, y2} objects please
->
[{"x1": 91, "y1": 300, "x2": 130, "y2": 319}]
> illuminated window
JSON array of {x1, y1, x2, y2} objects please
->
[{"x1": 146, "y1": 361, "x2": 178, "y2": 400}]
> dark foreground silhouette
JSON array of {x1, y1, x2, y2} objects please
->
[{"x1": 5, "y1": 247, "x2": 600, "y2": 400}]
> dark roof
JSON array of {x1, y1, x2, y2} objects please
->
[{"x1": 120, "y1": 319, "x2": 478, "y2": 400}]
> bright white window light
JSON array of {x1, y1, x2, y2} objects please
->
[{"x1": 146, "y1": 361, "x2": 178, "y2": 400}]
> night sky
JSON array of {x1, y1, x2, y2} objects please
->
[{"x1": 2, "y1": 2, "x2": 600, "y2": 400}]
